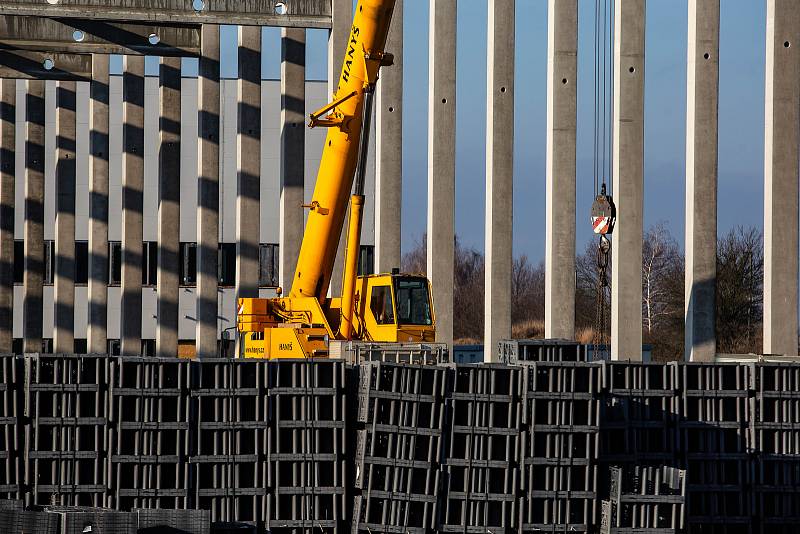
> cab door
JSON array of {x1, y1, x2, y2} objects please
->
[{"x1": 363, "y1": 281, "x2": 398, "y2": 342}]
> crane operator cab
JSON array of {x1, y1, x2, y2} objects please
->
[{"x1": 236, "y1": 271, "x2": 436, "y2": 359}]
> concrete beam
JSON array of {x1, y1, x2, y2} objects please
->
[
  {"x1": 0, "y1": 80, "x2": 14, "y2": 353},
  {"x1": 54, "y1": 80, "x2": 77, "y2": 353},
  {"x1": 685, "y1": 0, "x2": 719, "y2": 362},
  {"x1": 375, "y1": 0, "x2": 403, "y2": 273},
  {"x1": 156, "y1": 56, "x2": 181, "y2": 358},
  {"x1": 195, "y1": 25, "x2": 220, "y2": 358},
  {"x1": 544, "y1": 0, "x2": 577, "y2": 341},
  {"x1": 236, "y1": 26, "x2": 261, "y2": 304},
  {"x1": 279, "y1": 28, "x2": 305, "y2": 290},
  {"x1": 764, "y1": 0, "x2": 800, "y2": 356},
  {"x1": 328, "y1": 0, "x2": 352, "y2": 296},
  {"x1": 121, "y1": 55, "x2": 145, "y2": 356},
  {"x1": 611, "y1": 0, "x2": 645, "y2": 361},
  {"x1": 23, "y1": 80, "x2": 45, "y2": 354},
  {"x1": 0, "y1": 50, "x2": 91, "y2": 81},
  {"x1": 427, "y1": 0, "x2": 456, "y2": 350},
  {"x1": 0, "y1": 0, "x2": 332, "y2": 28},
  {"x1": 87, "y1": 55, "x2": 109, "y2": 354},
  {"x1": 0, "y1": 16, "x2": 200, "y2": 56},
  {"x1": 484, "y1": 0, "x2": 515, "y2": 362}
]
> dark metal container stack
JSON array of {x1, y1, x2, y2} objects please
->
[
  {"x1": 266, "y1": 360, "x2": 347, "y2": 534},
  {"x1": 519, "y1": 361, "x2": 601, "y2": 533},
  {"x1": 0, "y1": 355, "x2": 20, "y2": 501},
  {"x1": 135, "y1": 507, "x2": 211, "y2": 534},
  {"x1": 679, "y1": 363, "x2": 753, "y2": 531},
  {"x1": 498, "y1": 339, "x2": 590, "y2": 365},
  {"x1": 600, "y1": 465, "x2": 686, "y2": 533},
  {"x1": 352, "y1": 361, "x2": 448, "y2": 534},
  {"x1": 752, "y1": 363, "x2": 800, "y2": 532},
  {"x1": 43, "y1": 505, "x2": 137, "y2": 534},
  {"x1": 191, "y1": 359, "x2": 269, "y2": 525},
  {"x1": 107, "y1": 356, "x2": 192, "y2": 511},
  {"x1": 24, "y1": 354, "x2": 109, "y2": 507},
  {"x1": 439, "y1": 364, "x2": 521, "y2": 534}
]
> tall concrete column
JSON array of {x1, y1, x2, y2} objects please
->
[
  {"x1": 328, "y1": 0, "x2": 352, "y2": 296},
  {"x1": 196, "y1": 24, "x2": 221, "y2": 358},
  {"x1": 484, "y1": 0, "x2": 515, "y2": 362},
  {"x1": 279, "y1": 28, "x2": 305, "y2": 291},
  {"x1": 236, "y1": 26, "x2": 261, "y2": 304},
  {"x1": 685, "y1": 0, "x2": 719, "y2": 362},
  {"x1": 375, "y1": 0, "x2": 403, "y2": 273},
  {"x1": 88, "y1": 55, "x2": 109, "y2": 354},
  {"x1": 544, "y1": 0, "x2": 577, "y2": 341},
  {"x1": 611, "y1": 0, "x2": 646, "y2": 361},
  {"x1": 427, "y1": 0, "x2": 456, "y2": 349},
  {"x1": 121, "y1": 55, "x2": 145, "y2": 356},
  {"x1": 764, "y1": 0, "x2": 800, "y2": 356},
  {"x1": 23, "y1": 80, "x2": 45, "y2": 354},
  {"x1": 0, "y1": 80, "x2": 14, "y2": 353},
  {"x1": 54, "y1": 81, "x2": 77, "y2": 353},
  {"x1": 156, "y1": 57, "x2": 181, "y2": 358}
]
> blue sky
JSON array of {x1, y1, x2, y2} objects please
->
[{"x1": 118, "y1": 0, "x2": 767, "y2": 263}]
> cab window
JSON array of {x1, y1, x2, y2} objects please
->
[
  {"x1": 370, "y1": 285, "x2": 395, "y2": 325},
  {"x1": 395, "y1": 277, "x2": 433, "y2": 326}
]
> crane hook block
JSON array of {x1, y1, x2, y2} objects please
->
[{"x1": 591, "y1": 185, "x2": 616, "y2": 235}]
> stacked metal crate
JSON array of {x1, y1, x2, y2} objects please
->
[
  {"x1": 0, "y1": 355, "x2": 21, "y2": 501},
  {"x1": 107, "y1": 356, "x2": 192, "y2": 511},
  {"x1": 0, "y1": 499, "x2": 59, "y2": 534},
  {"x1": 43, "y1": 505, "x2": 137, "y2": 534},
  {"x1": 752, "y1": 363, "x2": 800, "y2": 532},
  {"x1": 23, "y1": 354, "x2": 109, "y2": 507},
  {"x1": 679, "y1": 363, "x2": 753, "y2": 531},
  {"x1": 135, "y1": 507, "x2": 211, "y2": 533},
  {"x1": 498, "y1": 339, "x2": 590, "y2": 365},
  {"x1": 519, "y1": 361, "x2": 601, "y2": 533},
  {"x1": 600, "y1": 465, "x2": 686, "y2": 533},
  {"x1": 439, "y1": 364, "x2": 521, "y2": 534},
  {"x1": 352, "y1": 361, "x2": 447, "y2": 534},
  {"x1": 266, "y1": 360, "x2": 347, "y2": 533},
  {"x1": 191, "y1": 359, "x2": 269, "y2": 525}
]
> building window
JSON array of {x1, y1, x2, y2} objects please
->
[
  {"x1": 218, "y1": 243, "x2": 236, "y2": 287},
  {"x1": 41, "y1": 338, "x2": 53, "y2": 354},
  {"x1": 13, "y1": 241, "x2": 22, "y2": 284},
  {"x1": 142, "y1": 242, "x2": 157, "y2": 286},
  {"x1": 75, "y1": 241, "x2": 89, "y2": 285},
  {"x1": 141, "y1": 339, "x2": 156, "y2": 356},
  {"x1": 259, "y1": 244, "x2": 279, "y2": 288},
  {"x1": 109, "y1": 242, "x2": 122, "y2": 285},
  {"x1": 44, "y1": 240, "x2": 54, "y2": 285},
  {"x1": 180, "y1": 242, "x2": 197, "y2": 286},
  {"x1": 359, "y1": 245, "x2": 375, "y2": 276},
  {"x1": 74, "y1": 339, "x2": 87, "y2": 354},
  {"x1": 107, "y1": 339, "x2": 121, "y2": 356}
]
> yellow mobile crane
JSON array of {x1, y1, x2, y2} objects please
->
[{"x1": 236, "y1": 0, "x2": 436, "y2": 358}]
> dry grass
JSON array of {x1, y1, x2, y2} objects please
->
[{"x1": 512, "y1": 319, "x2": 545, "y2": 339}]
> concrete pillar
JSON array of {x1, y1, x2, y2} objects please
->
[
  {"x1": 685, "y1": 0, "x2": 719, "y2": 362},
  {"x1": 328, "y1": 0, "x2": 352, "y2": 296},
  {"x1": 23, "y1": 80, "x2": 45, "y2": 354},
  {"x1": 611, "y1": 0, "x2": 646, "y2": 361},
  {"x1": 236, "y1": 26, "x2": 261, "y2": 303},
  {"x1": 0, "y1": 80, "x2": 14, "y2": 353},
  {"x1": 156, "y1": 56, "x2": 181, "y2": 358},
  {"x1": 196, "y1": 24, "x2": 220, "y2": 358},
  {"x1": 121, "y1": 55, "x2": 145, "y2": 356},
  {"x1": 279, "y1": 28, "x2": 305, "y2": 290},
  {"x1": 484, "y1": 0, "x2": 515, "y2": 362},
  {"x1": 764, "y1": 0, "x2": 800, "y2": 356},
  {"x1": 375, "y1": 0, "x2": 403, "y2": 273},
  {"x1": 88, "y1": 55, "x2": 109, "y2": 354},
  {"x1": 427, "y1": 0, "x2": 456, "y2": 349},
  {"x1": 544, "y1": 0, "x2": 577, "y2": 341},
  {"x1": 54, "y1": 80, "x2": 76, "y2": 353}
]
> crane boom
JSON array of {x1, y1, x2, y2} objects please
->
[{"x1": 289, "y1": 0, "x2": 396, "y2": 303}]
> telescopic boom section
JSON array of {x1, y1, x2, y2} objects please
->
[{"x1": 289, "y1": 0, "x2": 396, "y2": 302}]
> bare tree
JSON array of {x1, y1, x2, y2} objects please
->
[{"x1": 642, "y1": 223, "x2": 683, "y2": 334}]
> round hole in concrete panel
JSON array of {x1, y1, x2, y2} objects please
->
[
  {"x1": 42, "y1": 58, "x2": 55, "y2": 71},
  {"x1": 72, "y1": 30, "x2": 86, "y2": 42},
  {"x1": 148, "y1": 33, "x2": 161, "y2": 45},
  {"x1": 192, "y1": 0, "x2": 205, "y2": 11},
  {"x1": 561, "y1": 78, "x2": 568, "y2": 84},
  {"x1": 388, "y1": 106, "x2": 394, "y2": 112},
  {"x1": 785, "y1": 41, "x2": 791, "y2": 48},
  {"x1": 441, "y1": 98, "x2": 447, "y2": 104},
  {"x1": 500, "y1": 86, "x2": 506, "y2": 93},
  {"x1": 703, "y1": 52, "x2": 710, "y2": 60},
  {"x1": 275, "y1": 2, "x2": 287, "y2": 15},
  {"x1": 629, "y1": 66, "x2": 636, "y2": 73}
]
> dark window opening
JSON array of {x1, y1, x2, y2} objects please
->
[
  {"x1": 141, "y1": 339, "x2": 156, "y2": 356},
  {"x1": 44, "y1": 240, "x2": 54, "y2": 285},
  {"x1": 109, "y1": 242, "x2": 122, "y2": 285},
  {"x1": 259, "y1": 243, "x2": 279, "y2": 288},
  {"x1": 73, "y1": 339, "x2": 87, "y2": 354},
  {"x1": 13, "y1": 241, "x2": 22, "y2": 284},
  {"x1": 107, "y1": 339, "x2": 121, "y2": 356},
  {"x1": 218, "y1": 243, "x2": 236, "y2": 287},
  {"x1": 142, "y1": 242, "x2": 157, "y2": 286},
  {"x1": 358, "y1": 245, "x2": 374, "y2": 276},
  {"x1": 394, "y1": 277, "x2": 433, "y2": 326},
  {"x1": 75, "y1": 241, "x2": 88, "y2": 285},
  {"x1": 180, "y1": 242, "x2": 197, "y2": 286},
  {"x1": 370, "y1": 285, "x2": 394, "y2": 325}
]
